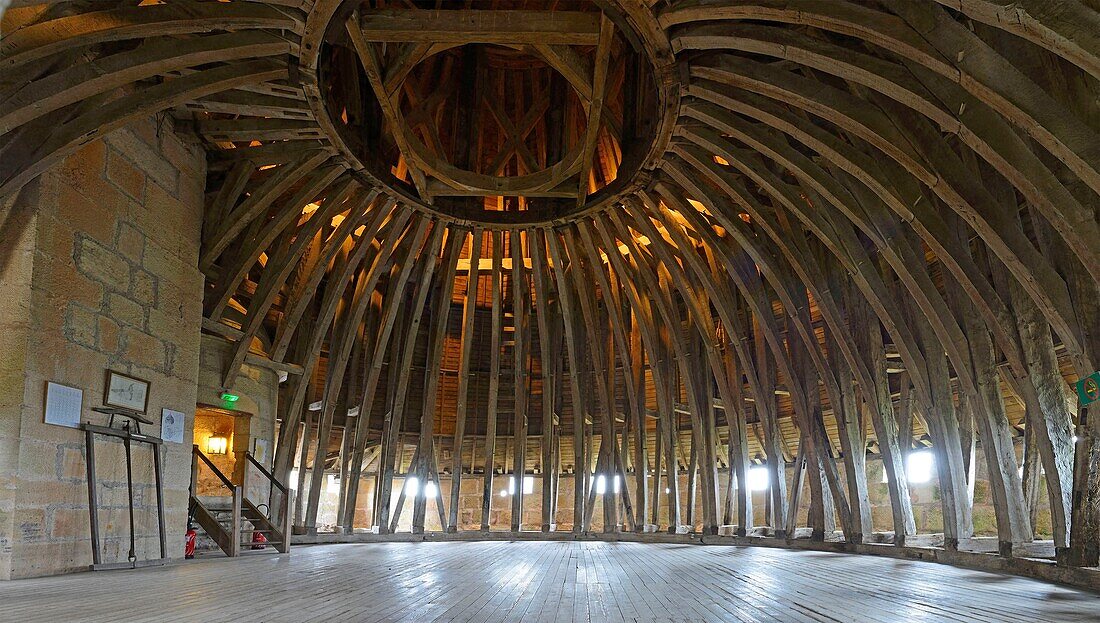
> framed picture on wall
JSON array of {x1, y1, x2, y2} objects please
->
[{"x1": 104, "y1": 370, "x2": 150, "y2": 414}]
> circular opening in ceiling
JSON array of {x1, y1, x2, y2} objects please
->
[{"x1": 319, "y1": 1, "x2": 662, "y2": 225}]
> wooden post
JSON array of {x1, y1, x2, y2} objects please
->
[
  {"x1": 511, "y1": 229, "x2": 531, "y2": 532},
  {"x1": 413, "y1": 228, "x2": 464, "y2": 533},
  {"x1": 543, "y1": 227, "x2": 587, "y2": 532},
  {"x1": 448, "y1": 229, "x2": 481, "y2": 532},
  {"x1": 378, "y1": 222, "x2": 446, "y2": 533},
  {"x1": 529, "y1": 229, "x2": 557, "y2": 532},
  {"x1": 481, "y1": 230, "x2": 504, "y2": 531}
]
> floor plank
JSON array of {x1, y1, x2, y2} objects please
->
[{"x1": 1, "y1": 542, "x2": 1097, "y2": 622}]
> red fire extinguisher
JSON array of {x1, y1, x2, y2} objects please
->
[
  {"x1": 185, "y1": 524, "x2": 197, "y2": 559},
  {"x1": 250, "y1": 504, "x2": 269, "y2": 550}
]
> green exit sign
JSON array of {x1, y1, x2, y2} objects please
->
[{"x1": 1078, "y1": 371, "x2": 1100, "y2": 406}]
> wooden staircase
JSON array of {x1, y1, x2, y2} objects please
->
[{"x1": 189, "y1": 446, "x2": 291, "y2": 557}]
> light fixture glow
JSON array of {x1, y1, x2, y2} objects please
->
[
  {"x1": 424, "y1": 481, "x2": 439, "y2": 499},
  {"x1": 205, "y1": 435, "x2": 228, "y2": 455},
  {"x1": 220, "y1": 392, "x2": 239, "y2": 403},
  {"x1": 747, "y1": 466, "x2": 770, "y2": 491},
  {"x1": 404, "y1": 476, "x2": 420, "y2": 497},
  {"x1": 613, "y1": 474, "x2": 621, "y2": 494}
]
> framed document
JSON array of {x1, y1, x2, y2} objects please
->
[
  {"x1": 45, "y1": 382, "x2": 83, "y2": 428},
  {"x1": 104, "y1": 370, "x2": 150, "y2": 413}
]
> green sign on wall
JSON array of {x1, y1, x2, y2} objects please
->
[{"x1": 1078, "y1": 371, "x2": 1100, "y2": 406}]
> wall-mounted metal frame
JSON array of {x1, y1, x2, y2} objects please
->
[{"x1": 83, "y1": 419, "x2": 169, "y2": 571}]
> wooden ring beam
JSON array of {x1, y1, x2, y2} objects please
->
[
  {"x1": 384, "y1": 42, "x2": 590, "y2": 197},
  {"x1": 300, "y1": 0, "x2": 679, "y2": 227}
]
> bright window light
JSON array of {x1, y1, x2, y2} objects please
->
[
  {"x1": 748, "y1": 466, "x2": 770, "y2": 491},
  {"x1": 506, "y1": 476, "x2": 534, "y2": 495},
  {"x1": 424, "y1": 481, "x2": 439, "y2": 499},
  {"x1": 907, "y1": 450, "x2": 934, "y2": 484},
  {"x1": 613, "y1": 474, "x2": 621, "y2": 494},
  {"x1": 326, "y1": 474, "x2": 340, "y2": 494},
  {"x1": 405, "y1": 476, "x2": 420, "y2": 497},
  {"x1": 289, "y1": 469, "x2": 299, "y2": 490},
  {"x1": 595, "y1": 474, "x2": 608, "y2": 495}
]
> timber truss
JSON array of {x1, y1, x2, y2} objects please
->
[{"x1": 1, "y1": 0, "x2": 1099, "y2": 569}]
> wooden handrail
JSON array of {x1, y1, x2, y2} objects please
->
[
  {"x1": 243, "y1": 450, "x2": 292, "y2": 553},
  {"x1": 244, "y1": 450, "x2": 288, "y2": 494},
  {"x1": 192, "y1": 445, "x2": 235, "y2": 491}
]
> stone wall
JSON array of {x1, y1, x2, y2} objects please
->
[
  {"x1": 0, "y1": 118, "x2": 205, "y2": 579},
  {"x1": 194, "y1": 333, "x2": 280, "y2": 506}
]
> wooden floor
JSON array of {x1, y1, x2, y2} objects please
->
[{"x1": 2, "y1": 542, "x2": 1098, "y2": 622}]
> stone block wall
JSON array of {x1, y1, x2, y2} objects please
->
[{"x1": 0, "y1": 117, "x2": 206, "y2": 579}]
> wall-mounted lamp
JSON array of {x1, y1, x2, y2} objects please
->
[{"x1": 206, "y1": 435, "x2": 229, "y2": 455}]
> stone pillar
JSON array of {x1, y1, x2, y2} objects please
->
[{"x1": 0, "y1": 118, "x2": 206, "y2": 579}]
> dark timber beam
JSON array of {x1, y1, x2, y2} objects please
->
[{"x1": 357, "y1": 10, "x2": 601, "y2": 46}]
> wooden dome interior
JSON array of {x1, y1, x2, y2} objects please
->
[{"x1": 2, "y1": 0, "x2": 1098, "y2": 557}]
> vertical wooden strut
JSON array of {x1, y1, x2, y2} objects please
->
[
  {"x1": 412, "y1": 227, "x2": 465, "y2": 533},
  {"x1": 629, "y1": 309, "x2": 650, "y2": 531},
  {"x1": 511, "y1": 229, "x2": 530, "y2": 532},
  {"x1": 543, "y1": 227, "x2": 587, "y2": 532},
  {"x1": 305, "y1": 200, "x2": 405, "y2": 531},
  {"x1": 600, "y1": 212, "x2": 702, "y2": 531},
  {"x1": 563, "y1": 226, "x2": 620, "y2": 532},
  {"x1": 341, "y1": 213, "x2": 427, "y2": 532},
  {"x1": 378, "y1": 221, "x2": 446, "y2": 533},
  {"x1": 576, "y1": 222, "x2": 643, "y2": 530},
  {"x1": 481, "y1": 230, "x2": 504, "y2": 531},
  {"x1": 589, "y1": 214, "x2": 679, "y2": 532},
  {"x1": 448, "y1": 229, "x2": 481, "y2": 532},
  {"x1": 529, "y1": 230, "x2": 557, "y2": 532},
  {"x1": 849, "y1": 282, "x2": 917, "y2": 544},
  {"x1": 273, "y1": 197, "x2": 398, "y2": 489}
]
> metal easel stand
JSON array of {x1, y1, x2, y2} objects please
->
[{"x1": 83, "y1": 408, "x2": 169, "y2": 571}]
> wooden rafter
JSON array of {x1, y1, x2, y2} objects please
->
[{"x1": 357, "y1": 10, "x2": 601, "y2": 46}]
